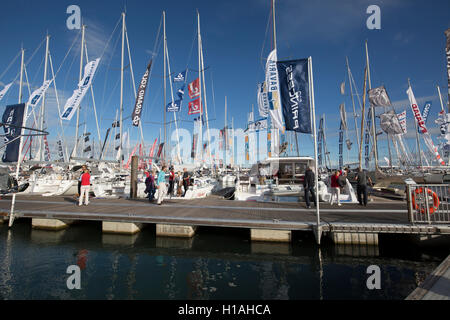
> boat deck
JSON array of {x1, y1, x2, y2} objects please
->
[{"x1": 0, "y1": 195, "x2": 448, "y2": 235}]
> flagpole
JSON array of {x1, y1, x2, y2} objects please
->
[
  {"x1": 74, "y1": 25, "x2": 85, "y2": 159},
  {"x1": 309, "y1": 57, "x2": 321, "y2": 245},
  {"x1": 409, "y1": 79, "x2": 424, "y2": 170},
  {"x1": 9, "y1": 49, "x2": 27, "y2": 228}
]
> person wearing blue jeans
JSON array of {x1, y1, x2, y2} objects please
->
[{"x1": 303, "y1": 167, "x2": 317, "y2": 209}]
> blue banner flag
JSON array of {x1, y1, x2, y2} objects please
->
[
  {"x1": 277, "y1": 59, "x2": 311, "y2": 133},
  {"x1": 173, "y1": 70, "x2": 186, "y2": 83},
  {"x1": 2, "y1": 103, "x2": 25, "y2": 163},
  {"x1": 167, "y1": 100, "x2": 182, "y2": 112},
  {"x1": 418, "y1": 101, "x2": 432, "y2": 134}
]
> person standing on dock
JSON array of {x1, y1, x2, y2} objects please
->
[
  {"x1": 182, "y1": 168, "x2": 191, "y2": 197},
  {"x1": 145, "y1": 171, "x2": 156, "y2": 202},
  {"x1": 303, "y1": 167, "x2": 317, "y2": 209},
  {"x1": 168, "y1": 167, "x2": 175, "y2": 199},
  {"x1": 78, "y1": 169, "x2": 91, "y2": 206},
  {"x1": 356, "y1": 168, "x2": 372, "y2": 207},
  {"x1": 77, "y1": 165, "x2": 87, "y2": 198},
  {"x1": 330, "y1": 171, "x2": 341, "y2": 206},
  {"x1": 156, "y1": 166, "x2": 168, "y2": 205}
]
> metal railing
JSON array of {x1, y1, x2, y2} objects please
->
[{"x1": 406, "y1": 184, "x2": 450, "y2": 224}]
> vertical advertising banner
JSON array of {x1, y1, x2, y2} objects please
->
[
  {"x1": 277, "y1": 59, "x2": 311, "y2": 133},
  {"x1": 2, "y1": 103, "x2": 25, "y2": 163}
]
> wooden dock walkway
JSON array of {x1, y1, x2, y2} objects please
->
[{"x1": 1, "y1": 195, "x2": 449, "y2": 241}]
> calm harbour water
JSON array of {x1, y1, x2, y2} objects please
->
[{"x1": 0, "y1": 219, "x2": 447, "y2": 300}]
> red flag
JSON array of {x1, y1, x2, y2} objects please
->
[
  {"x1": 125, "y1": 143, "x2": 139, "y2": 169},
  {"x1": 188, "y1": 98, "x2": 202, "y2": 115},
  {"x1": 188, "y1": 78, "x2": 200, "y2": 99},
  {"x1": 148, "y1": 138, "x2": 158, "y2": 166}
]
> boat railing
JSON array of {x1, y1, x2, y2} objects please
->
[{"x1": 406, "y1": 184, "x2": 450, "y2": 224}]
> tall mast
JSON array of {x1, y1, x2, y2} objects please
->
[
  {"x1": 18, "y1": 48, "x2": 24, "y2": 104},
  {"x1": 438, "y1": 85, "x2": 445, "y2": 112},
  {"x1": 346, "y1": 57, "x2": 360, "y2": 151},
  {"x1": 9, "y1": 48, "x2": 27, "y2": 228},
  {"x1": 74, "y1": 25, "x2": 85, "y2": 159},
  {"x1": 359, "y1": 66, "x2": 368, "y2": 170},
  {"x1": 39, "y1": 34, "x2": 50, "y2": 162},
  {"x1": 163, "y1": 11, "x2": 167, "y2": 162},
  {"x1": 197, "y1": 10, "x2": 203, "y2": 166},
  {"x1": 272, "y1": 0, "x2": 277, "y2": 50},
  {"x1": 119, "y1": 12, "x2": 125, "y2": 167},
  {"x1": 224, "y1": 96, "x2": 227, "y2": 167},
  {"x1": 366, "y1": 40, "x2": 379, "y2": 171},
  {"x1": 200, "y1": 28, "x2": 212, "y2": 168}
]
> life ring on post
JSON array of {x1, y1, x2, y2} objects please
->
[{"x1": 411, "y1": 188, "x2": 440, "y2": 214}]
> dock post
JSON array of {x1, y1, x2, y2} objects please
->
[
  {"x1": 314, "y1": 225, "x2": 322, "y2": 245},
  {"x1": 130, "y1": 155, "x2": 138, "y2": 199}
]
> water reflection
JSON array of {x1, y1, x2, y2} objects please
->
[{"x1": 0, "y1": 221, "x2": 446, "y2": 300}]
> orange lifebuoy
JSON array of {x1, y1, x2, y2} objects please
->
[{"x1": 411, "y1": 188, "x2": 440, "y2": 214}]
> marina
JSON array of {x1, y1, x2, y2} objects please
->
[{"x1": 0, "y1": 0, "x2": 449, "y2": 303}]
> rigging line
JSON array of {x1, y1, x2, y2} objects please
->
[
  {"x1": 210, "y1": 71, "x2": 217, "y2": 121},
  {"x1": 98, "y1": 14, "x2": 123, "y2": 61},
  {"x1": 30, "y1": 52, "x2": 45, "y2": 90},
  {"x1": 53, "y1": 29, "x2": 81, "y2": 79},
  {"x1": 100, "y1": 30, "x2": 122, "y2": 115},
  {"x1": 84, "y1": 42, "x2": 102, "y2": 153},
  {"x1": 49, "y1": 52, "x2": 69, "y2": 163},
  {"x1": 0, "y1": 50, "x2": 21, "y2": 82},
  {"x1": 260, "y1": 1, "x2": 272, "y2": 72},
  {"x1": 24, "y1": 37, "x2": 46, "y2": 67}
]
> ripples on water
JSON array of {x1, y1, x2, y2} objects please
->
[{"x1": 0, "y1": 220, "x2": 447, "y2": 300}]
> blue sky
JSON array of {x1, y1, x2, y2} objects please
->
[{"x1": 0, "y1": 0, "x2": 449, "y2": 166}]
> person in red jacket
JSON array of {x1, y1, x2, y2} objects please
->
[
  {"x1": 78, "y1": 169, "x2": 91, "y2": 206},
  {"x1": 330, "y1": 171, "x2": 341, "y2": 206}
]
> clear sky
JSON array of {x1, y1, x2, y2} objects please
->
[{"x1": 0, "y1": 0, "x2": 449, "y2": 166}]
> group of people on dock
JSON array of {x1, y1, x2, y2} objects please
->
[
  {"x1": 303, "y1": 167, "x2": 373, "y2": 208},
  {"x1": 144, "y1": 167, "x2": 191, "y2": 205}
]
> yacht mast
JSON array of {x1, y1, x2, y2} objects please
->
[
  {"x1": 346, "y1": 57, "x2": 360, "y2": 151},
  {"x1": 74, "y1": 25, "x2": 85, "y2": 159},
  {"x1": 163, "y1": 11, "x2": 167, "y2": 162},
  {"x1": 365, "y1": 40, "x2": 379, "y2": 171},
  {"x1": 9, "y1": 48, "x2": 27, "y2": 228},
  {"x1": 119, "y1": 12, "x2": 125, "y2": 167},
  {"x1": 39, "y1": 35, "x2": 50, "y2": 162}
]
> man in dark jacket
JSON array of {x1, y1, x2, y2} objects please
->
[
  {"x1": 304, "y1": 167, "x2": 317, "y2": 209},
  {"x1": 144, "y1": 171, "x2": 156, "y2": 202},
  {"x1": 356, "y1": 168, "x2": 372, "y2": 206}
]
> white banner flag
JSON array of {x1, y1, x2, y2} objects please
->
[
  {"x1": 397, "y1": 110, "x2": 407, "y2": 134},
  {"x1": 407, "y1": 86, "x2": 445, "y2": 165},
  {"x1": 247, "y1": 118, "x2": 268, "y2": 132},
  {"x1": 27, "y1": 79, "x2": 53, "y2": 110},
  {"x1": 257, "y1": 82, "x2": 269, "y2": 118},
  {"x1": 265, "y1": 50, "x2": 284, "y2": 131},
  {"x1": 0, "y1": 82, "x2": 13, "y2": 101},
  {"x1": 61, "y1": 58, "x2": 100, "y2": 121}
]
